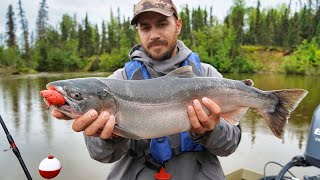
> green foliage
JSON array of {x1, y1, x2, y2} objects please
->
[
  {"x1": 1, "y1": 1, "x2": 320, "y2": 75},
  {"x1": 99, "y1": 49, "x2": 129, "y2": 71},
  {"x1": 0, "y1": 46, "x2": 22, "y2": 67},
  {"x1": 32, "y1": 39, "x2": 83, "y2": 72},
  {"x1": 282, "y1": 38, "x2": 320, "y2": 75}
]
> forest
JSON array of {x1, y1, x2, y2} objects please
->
[{"x1": 0, "y1": 0, "x2": 320, "y2": 75}]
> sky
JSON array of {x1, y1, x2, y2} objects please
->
[{"x1": 0, "y1": 0, "x2": 303, "y2": 43}]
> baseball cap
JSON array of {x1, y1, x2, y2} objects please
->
[{"x1": 131, "y1": 0, "x2": 178, "y2": 25}]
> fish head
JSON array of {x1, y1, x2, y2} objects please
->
[{"x1": 45, "y1": 78, "x2": 114, "y2": 119}]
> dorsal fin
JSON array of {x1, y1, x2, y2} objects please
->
[
  {"x1": 242, "y1": 79, "x2": 254, "y2": 86},
  {"x1": 166, "y1": 66, "x2": 195, "y2": 78}
]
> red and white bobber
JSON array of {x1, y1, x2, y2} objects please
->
[{"x1": 39, "y1": 155, "x2": 61, "y2": 179}]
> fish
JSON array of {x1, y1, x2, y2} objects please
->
[{"x1": 40, "y1": 66, "x2": 308, "y2": 139}]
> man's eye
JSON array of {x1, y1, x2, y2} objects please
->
[{"x1": 141, "y1": 26, "x2": 150, "y2": 31}]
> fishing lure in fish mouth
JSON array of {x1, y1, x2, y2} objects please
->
[{"x1": 40, "y1": 89, "x2": 66, "y2": 108}]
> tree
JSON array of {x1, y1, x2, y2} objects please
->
[
  {"x1": 288, "y1": 12, "x2": 301, "y2": 48},
  {"x1": 192, "y1": 7, "x2": 205, "y2": 31},
  {"x1": 264, "y1": 9, "x2": 276, "y2": 45},
  {"x1": 107, "y1": 10, "x2": 118, "y2": 53},
  {"x1": 255, "y1": 0, "x2": 262, "y2": 44},
  {"x1": 180, "y1": 5, "x2": 193, "y2": 46},
  {"x1": 6, "y1": 4, "x2": 17, "y2": 48},
  {"x1": 100, "y1": 21, "x2": 107, "y2": 54},
  {"x1": 94, "y1": 24, "x2": 100, "y2": 55},
  {"x1": 60, "y1": 14, "x2": 74, "y2": 44},
  {"x1": 17, "y1": 0, "x2": 30, "y2": 59},
  {"x1": 83, "y1": 14, "x2": 94, "y2": 56},
  {"x1": 36, "y1": 0, "x2": 48, "y2": 40},
  {"x1": 228, "y1": 0, "x2": 246, "y2": 46}
]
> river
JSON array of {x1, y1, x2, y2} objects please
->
[{"x1": 0, "y1": 72, "x2": 319, "y2": 179}]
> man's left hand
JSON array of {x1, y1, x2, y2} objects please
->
[{"x1": 187, "y1": 97, "x2": 221, "y2": 136}]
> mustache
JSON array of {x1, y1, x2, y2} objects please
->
[{"x1": 147, "y1": 40, "x2": 168, "y2": 48}]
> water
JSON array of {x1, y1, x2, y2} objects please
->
[{"x1": 0, "y1": 72, "x2": 319, "y2": 179}]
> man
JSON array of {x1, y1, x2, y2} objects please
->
[{"x1": 53, "y1": 0, "x2": 241, "y2": 179}]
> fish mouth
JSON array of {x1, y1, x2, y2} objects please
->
[{"x1": 45, "y1": 85, "x2": 82, "y2": 119}]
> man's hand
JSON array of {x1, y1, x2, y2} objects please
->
[
  {"x1": 187, "y1": 97, "x2": 221, "y2": 136},
  {"x1": 52, "y1": 109, "x2": 116, "y2": 139}
]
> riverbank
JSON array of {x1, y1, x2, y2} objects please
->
[
  {"x1": 0, "y1": 45, "x2": 317, "y2": 76},
  {"x1": 240, "y1": 45, "x2": 289, "y2": 73}
]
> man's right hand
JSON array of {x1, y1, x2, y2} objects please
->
[{"x1": 52, "y1": 109, "x2": 116, "y2": 139}]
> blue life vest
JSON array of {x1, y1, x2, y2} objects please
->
[{"x1": 125, "y1": 52, "x2": 204, "y2": 163}]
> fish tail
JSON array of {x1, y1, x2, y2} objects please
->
[{"x1": 261, "y1": 89, "x2": 308, "y2": 138}]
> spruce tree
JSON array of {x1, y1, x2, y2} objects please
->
[
  {"x1": 17, "y1": 0, "x2": 30, "y2": 58},
  {"x1": 36, "y1": 0, "x2": 49, "y2": 40},
  {"x1": 6, "y1": 4, "x2": 17, "y2": 48}
]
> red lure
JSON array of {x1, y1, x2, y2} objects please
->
[{"x1": 40, "y1": 88, "x2": 65, "y2": 108}]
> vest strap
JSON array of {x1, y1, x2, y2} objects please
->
[{"x1": 125, "y1": 52, "x2": 204, "y2": 164}]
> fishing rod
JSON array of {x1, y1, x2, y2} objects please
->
[{"x1": 0, "y1": 115, "x2": 32, "y2": 180}]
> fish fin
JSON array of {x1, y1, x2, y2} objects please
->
[
  {"x1": 241, "y1": 79, "x2": 254, "y2": 86},
  {"x1": 113, "y1": 125, "x2": 142, "y2": 140},
  {"x1": 260, "y1": 89, "x2": 308, "y2": 139},
  {"x1": 166, "y1": 66, "x2": 195, "y2": 78},
  {"x1": 221, "y1": 107, "x2": 249, "y2": 125}
]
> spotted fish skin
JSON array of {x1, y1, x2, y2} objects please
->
[{"x1": 43, "y1": 66, "x2": 308, "y2": 139}]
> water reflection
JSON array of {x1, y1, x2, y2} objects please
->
[
  {"x1": 224, "y1": 73, "x2": 320, "y2": 148},
  {"x1": 0, "y1": 72, "x2": 319, "y2": 179}
]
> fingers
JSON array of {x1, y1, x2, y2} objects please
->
[
  {"x1": 100, "y1": 116, "x2": 115, "y2": 139},
  {"x1": 201, "y1": 97, "x2": 221, "y2": 115},
  {"x1": 72, "y1": 110, "x2": 98, "y2": 132},
  {"x1": 193, "y1": 99, "x2": 210, "y2": 122},
  {"x1": 188, "y1": 97, "x2": 221, "y2": 135},
  {"x1": 187, "y1": 105, "x2": 203, "y2": 132},
  {"x1": 201, "y1": 97, "x2": 221, "y2": 123},
  {"x1": 51, "y1": 109, "x2": 72, "y2": 120},
  {"x1": 83, "y1": 111, "x2": 109, "y2": 136}
]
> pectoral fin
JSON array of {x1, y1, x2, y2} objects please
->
[{"x1": 220, "y1": 107, "x2": 249, "y2": 125}]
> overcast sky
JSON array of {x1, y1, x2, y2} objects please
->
[{"x1": 0, "y1": 0, "x2": 303, "y2": 41}]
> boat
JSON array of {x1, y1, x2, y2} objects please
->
[{"x1": 226, "y1": 168, "x2": 263, "y2": 180}]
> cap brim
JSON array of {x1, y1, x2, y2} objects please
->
[{"x1": 131, "y1": 8, "x2": 174, "y2": 25}]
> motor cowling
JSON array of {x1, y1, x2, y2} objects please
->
[{"x1": 304, "y1": 104, "x2": 320, "y2": 168}]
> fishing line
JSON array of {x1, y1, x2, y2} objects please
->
[
  {"x1": 45, "y1": 108, "x2": 52, "y2": 156},
  {"x1": 38, "y1": 106, "x2": 62, "y2": 179}
]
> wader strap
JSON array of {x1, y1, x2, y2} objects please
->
[{"x1": 128, "y1": 140, "x2": 162, "y2": 171}]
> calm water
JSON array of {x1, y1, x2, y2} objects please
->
[{"x1": 0, "y1": 72, "x2": 319, "y2": 179}]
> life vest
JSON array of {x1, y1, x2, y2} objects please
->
[{"x1": 124, "y1": 52, "x2": 204, "y2": 163}]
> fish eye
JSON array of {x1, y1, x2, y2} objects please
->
[{"x1": 70, "y1": 92, "x2": 83, "y2": 100}]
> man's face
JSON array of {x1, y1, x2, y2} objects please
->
[{"x1": 137, "y1": 12, "x2": 182, "y2": 61}]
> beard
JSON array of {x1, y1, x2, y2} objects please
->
[{"x1": 142, "y1": 38, "x2": 177, "y2": 61}]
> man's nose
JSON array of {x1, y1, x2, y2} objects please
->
[{"x1": 150, "y1": 29, "x2": 160, "y2": 40}]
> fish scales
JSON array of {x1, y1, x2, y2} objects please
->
[{"x1": 41, "y1": 66, "x2": 308, "y2": 139}]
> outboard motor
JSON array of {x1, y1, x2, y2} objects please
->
[
  {"x1": 305, "y1": 104, "x2": 320, "y2": 168},
  {"x1": 274, "y1": 104, "x2": 320, "y2": 180}
]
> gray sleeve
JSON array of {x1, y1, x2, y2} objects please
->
[
  {"x1": 190, "y1": 119, "x2": 241, "y2": 156},
  {"x1": 201, "y1": 63, "x2": 223, "y2": 78},
  {"x1": 107, "y1": 68, "x2": 128, "y2": 79},
  {"x1": 84, "y1": 135, "x2": 131, "y2": 163},
  {"x1": 84, "y1": 68, "x2": 131, "y2": 163}
]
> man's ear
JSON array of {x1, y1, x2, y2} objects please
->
[{"x1": 176, "y1": 18, "x2": 182, "y2": 35}]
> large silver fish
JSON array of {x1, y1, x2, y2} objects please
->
[{"x1": 42, "y1": 66, "x2": 308, "y2": 139}]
